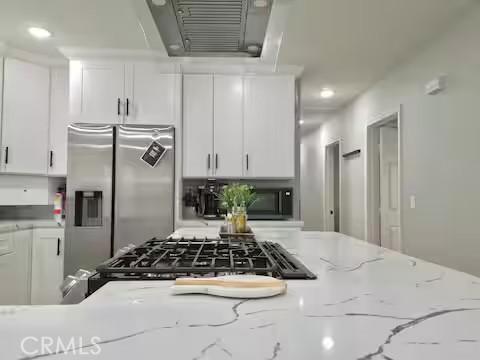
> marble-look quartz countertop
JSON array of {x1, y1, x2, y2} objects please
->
[
  {"x1": 1, "y1": 230, "x2": 480, "y2": 359},
  {"x1": 0, "y1": 219, "x2": 64, "y2": 234}
]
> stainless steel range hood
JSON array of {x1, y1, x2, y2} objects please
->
[{"x1": 147, "y1": 0, "x2": 273, "y2": 57}]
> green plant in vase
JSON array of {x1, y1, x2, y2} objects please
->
[{"x1": 218, "y1": 184, "x2": 257, "y2": 233}]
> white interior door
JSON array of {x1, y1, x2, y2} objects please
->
[
  {"x1": 213, "y1": 75, "x2": 244, "y2": 177},
  {"x1": 379, "y1": 126, "x2": 400, "y2": 251},
  {"x1": 325, "y1": 143, "x2": 340, "y2": 231}
]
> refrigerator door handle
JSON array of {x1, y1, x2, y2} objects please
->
[
  {"x1": 207, "y1": 154, "x2": 211, "y2": 170},
  {"x1": 117, "y1": 98, "x2": 121, "y2": 116}
]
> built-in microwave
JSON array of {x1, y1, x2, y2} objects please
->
[{"x1": 248, "y1": 188, "x2": 293, "y2": 220}]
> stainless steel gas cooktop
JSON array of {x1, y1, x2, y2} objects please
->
[{"x1": 88, "y1": 237, "x2": 316, "y2": 295}]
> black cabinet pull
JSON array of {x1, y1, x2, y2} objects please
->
[
  {"x1": 5, "y1": 147, "x2": 8, "y2": 164},
  {"x1": 207, "y1": 154, "x2": 211, "y2": 169},
  {"x1": 57, "y1": 238, "x2": 61, "y2": 256},
  {"x1": 49, "y1": 151, "x2": 54, "y2": 167},
  {"x1": 215, "y1": 154, "x2": 218, "y2": 170},
  {"x1": 117, "y1": 98, "x2": 121, "y2": 116},
  {"x1": 126, "y1": 98, "x2": 130, "y2": 116},
  {"x1": 246, "y1": 154, "x2": 249, "y2": 170}
]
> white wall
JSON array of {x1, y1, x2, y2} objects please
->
[
  {"x1": 317, "y1": 4, "x2": 480, "y2": 275},
  {"x1": 300, "y1": 112, "x2": 332, "y2": 230}
]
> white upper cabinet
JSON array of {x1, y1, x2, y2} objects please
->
[
  {"x1": 244, "y1": 75, "x2": 295, "y2": 178},
  {"x1": 213, "y1": 75, "x2": 244, "y2": 178},
  {"x1": 69, "y1": 61, "x2": 124, "y2": 124},
  {"x1": 1, "y1": 58, "x2": 50, "y2": 175},
  {"x1": 124, "y1": 62, "x2": 179, "y2": 125},
  {"x1": 48, "y1": 67, "x2": 70, "y2": 176},
  {"x1": 183, "y1": 74, "x2": 214, "y2": 178}
]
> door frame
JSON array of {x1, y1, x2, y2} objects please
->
[
  {"x1": 323, "y1": 139, "x2": 342, "y2": 232},
  {"x1": 365, "y1": 106, "x2": 403, "y2": 248}
]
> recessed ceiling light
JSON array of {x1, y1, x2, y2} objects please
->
[
  {"x1": 299, "y1": 120, "x2": 305, "y2": 125},
  {"x1": 319, "y1": 88, "x2": 335, "y2": 99},
  {"x1": 169, "y1": 44, "x2": 181, "y2": 51},
  {"x1": 152, "y1": 0, "x2": 166, "y2": 5},
  {"x1": 28, "y1": 27, "x2": 51, "y2": 39}
]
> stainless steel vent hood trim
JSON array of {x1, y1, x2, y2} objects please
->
[{"x1": 147, "y1": 0, "x2": 273, "y2": 57}]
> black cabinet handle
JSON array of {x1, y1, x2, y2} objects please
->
[
  {"x1": 246, "y1": 154, "x2": 249, "y2": 170},
  {"x1": 207, "y1": 154, "x2": 211, "y2": 169},
  {"x1": 57, "y1": 238, "x2": 61, "y2": 256},
  {"x1": 117, "y1": 98, "x2": 121, "y2": 116},
  {"x1": 215, "y1": 154, "x2": 218, "y2": 170},
  {"x1": 49, "y1": 151, "x2": 53, "y2": 167},
  {"x1": 5, "y1": 147, "x2": 8, "y2": 164},
  {"x1": 126, "y1": 98, "x2": 130, "y2": 116}
]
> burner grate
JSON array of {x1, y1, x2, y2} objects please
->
[
  {"x1": 96, "y1": 237, "x2": 278, "y2": 276},
  {"x1": 88, "y1": 237, "x2": 316, "y2": 295}
]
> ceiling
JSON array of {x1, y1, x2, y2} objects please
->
[
  {"x1": 0, "y1": 0, "x2": 477, "y2": 110},
  {"x1": 279, "y1": 0, "x2": 477, "y2": 110},
  {"x1": 0, "y1": 0, "x2": 149, "y2": 57}
]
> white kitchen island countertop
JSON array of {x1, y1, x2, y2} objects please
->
[{"x1": 1, "y1": 230, "x2": 480, "y2": 359}]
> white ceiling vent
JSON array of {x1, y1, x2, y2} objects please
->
[{"x1": 147, "y1": 0, "x2": 273, "y2": 57}]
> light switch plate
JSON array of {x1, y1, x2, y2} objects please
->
[{"x1": 410, "y1": 196, "x2": 416, "y2": 209}]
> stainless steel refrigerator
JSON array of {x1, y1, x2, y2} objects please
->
[{"x1": 64, "y1": 124, "x2": 175, "y2": 277}]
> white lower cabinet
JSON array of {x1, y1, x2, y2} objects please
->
[
  {"x1": 0, "y1": 230, "x2": 32, "y2": 305},
  {"x1": 31, "y1": 228, "x2": 64, "y2": 305}
]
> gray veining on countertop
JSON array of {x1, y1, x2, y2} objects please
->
[{"x1": 1, "y1": 230, "x2": 480, "y2": 359}]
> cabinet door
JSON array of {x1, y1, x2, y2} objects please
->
[
  {"x1": 1, "y1": 58, "x2": 50, "y2": 174},
  {"x1": 31, "y1": 229, "x2": 64, "y2": 305},
  {"x1": 183, "y1": 74, "x2": 214, "y2": 178},
  {"x1": 213, "y1": 75, "x2": 244, "y2": 177},
  {"x1": 48, "y1": 68, "x2": 70, "y2": 176},
  {"x1": 0, "y1": 230, "x2": 32, "y2": 305},
  {"x1": 69, "y1": 61, "x2": 124, "y2": 124},
  {"x1": 244, "y1": 76, "x2": 295, "y2": 178},
  {"x1": 124, "y1": 62, "x2": 180, "y2": 125}
]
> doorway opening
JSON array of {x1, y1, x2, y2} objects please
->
[
  {"x1": 366, "y1": 112, "x2": 402, "y2": 251},
  {"x1": 324, "y1": 140, "x2": 341, "y2": 232}
]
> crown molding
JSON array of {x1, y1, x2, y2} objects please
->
[
  {"x1": 0, "y1": 42, "x2": 67, "y2": 67},
  {"x1": 59, "y1": 46, "x2": 304, "y2": 77}
]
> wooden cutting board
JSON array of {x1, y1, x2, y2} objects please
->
[{"x1": 171, "y1": 275, "x2": 287, "y2": 299}]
